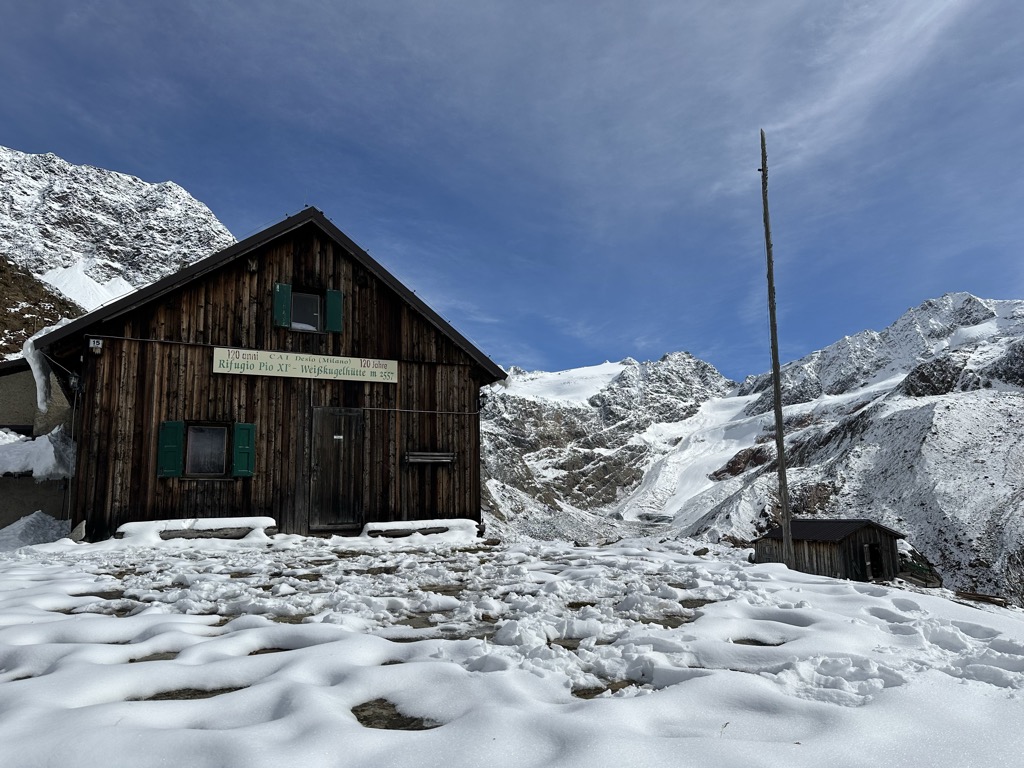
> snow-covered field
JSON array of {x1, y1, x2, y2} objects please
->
[{"x1": 2, "y1": 524, "x2": 1022, "y2": 767}]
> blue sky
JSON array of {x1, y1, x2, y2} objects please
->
[{"x1": 2, "y1": 1, "x2": 1022, "y2": 380}]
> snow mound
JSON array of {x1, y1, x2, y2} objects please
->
[
  {"x1": 0, "y1": 511, "x2": 70, "y2": 551},
  {"x1": 0, "y1": 427, "x2": 70, "y2": 478}
]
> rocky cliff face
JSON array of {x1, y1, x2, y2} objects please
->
[
  {"x1": 0, "y1": 145, "x2": 235, "y2": 313},
  {"x1": 480, "y1": 353, "x2": 734, "y2": 540},
  {"x1": 0, "y1": 256, "x2": 84, "y2": 357}
]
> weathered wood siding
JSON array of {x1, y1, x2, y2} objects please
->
[
  {"x1": 837, "y1": 527, "x2": 901, "y2": 581},
  {"x1": 754, "y1": 528, "x2": 901, "y2": 581},
  {"x1": 63, "y1": 223, "x2": 489, "y2": 539},
  {"x1": 755, "y1": 538, "x2": 845, "y2": 579}
]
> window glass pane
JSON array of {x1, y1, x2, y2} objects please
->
[
  {"x1": 292, "y1": 292, "x2": 321, "y2": 331},
  {"x1": 186, "y1": 426, "x2": 227, "y2": 476}
]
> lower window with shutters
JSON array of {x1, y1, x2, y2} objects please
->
[{"x1": 157, "y1": 421, "x2": 256, "y2": 478}]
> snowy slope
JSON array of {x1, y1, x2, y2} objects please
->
[
  {"x1": 1, "y1": 531, "x2": 1022, "y2": 768},
  {"x1": 499, "y1": 361, "x2": 628, "y2": 404},
  {"x1": 0, "y1": 145, "x2": 235, "y2": 310}
]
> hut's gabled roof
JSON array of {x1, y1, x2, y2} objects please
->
[
  {"x1": 758, "y1": 518, "x2": 906, "y2": 543},
  {"x1": 32, "y1": 207, "x2": 506, "y2": 383}
]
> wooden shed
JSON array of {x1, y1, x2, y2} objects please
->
[
  {"x1": 753, "y1": 519, "x2": 905, "y2": 581},
  {"x1": 33, "y1": 207, "x2": 506, "y2": 540}
]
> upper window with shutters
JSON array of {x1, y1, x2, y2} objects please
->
[{"x1": 273, "y1": 283, "x2": 343, "y2": 333}]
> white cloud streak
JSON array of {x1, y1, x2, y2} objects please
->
[{"x1": 763, "y1": 0, "x2": 968, "y2": 170}]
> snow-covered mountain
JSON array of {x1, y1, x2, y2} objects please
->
[
  {"x1": 0, "y1": 145, "x2": 234, "y2": 312},
  {"x1": 481, "y1": 353, "x2": 733, "y2": 541},
  {"x1": 481, "y1": 293, "x2": 1024, "y2": 605}
]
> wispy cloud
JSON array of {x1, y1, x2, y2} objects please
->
[{"x1": 763, "y1": 1, "x2": 967, "y2": 170}]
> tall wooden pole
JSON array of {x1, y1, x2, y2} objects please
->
[{"x1": 759, "y1": 129, "x2": 795, "y2": 569}]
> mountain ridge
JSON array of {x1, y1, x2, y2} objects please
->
[
  {"x1": 0, "y1": 144, "x2": 235, "y2": 314},
  {"x1": 481, "y1": 293, "x2": 1024, "y2": 604}
]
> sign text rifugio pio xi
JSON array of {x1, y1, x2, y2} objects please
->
[{"x1": 212, "y1": 347, "x2": 397, "y2": 383}]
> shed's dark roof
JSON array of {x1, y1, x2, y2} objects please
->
[
  {"x1": 33, "y1": 207, "x2": 506, "y2": 383},
  {"x1": 758, "y1": 519, "x2": 905, "y2": 543}
]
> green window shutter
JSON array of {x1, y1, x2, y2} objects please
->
[
  {"x1": 157, "y1": 421, "x2": 185, "y2": 477},
  {"x1": 325, "y1": 289, "x2": 343, "y2": 333},
  {"x1": 273, "y1": 283, "x2": 292, "y2": 328},
  {"x1": 232, "y1": 423, "x2": 256, "y2": 477}
]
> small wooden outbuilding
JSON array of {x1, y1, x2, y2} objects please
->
[
  {"x1": 32, "y1": 207, "x2": 506, "y2": 540},
  {"x1": 753, "y1": 519, "x2": 905, "y2": 582}
]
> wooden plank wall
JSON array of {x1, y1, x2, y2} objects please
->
[
  {"x1": 755, "y1": 530, "x2": 901, "y2": 581},
  {"x1": 755, "y1": 539, "x2": 844, "y2": 579},
  {"x1": 68, "y1": 224, "x2": 488, "y2": 539},
  {"x1": 839, "y1": 528, "x2": 901, "y2": 581}
]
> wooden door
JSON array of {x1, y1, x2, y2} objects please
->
[{"x1": 309, "y1": 407, "x2": 363, "y2": 530}]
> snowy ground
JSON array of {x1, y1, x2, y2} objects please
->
[{"x1": 2, "y1": 524, "x2": 1022, "y2": 767}]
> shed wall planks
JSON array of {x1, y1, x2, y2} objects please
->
[{"x1": 754, "y1": 525, "x2": 902, "y2": 582}]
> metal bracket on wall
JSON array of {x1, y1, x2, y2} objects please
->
[{"x1": 405, "y1": 452, "x2": 456, "y2": 464}]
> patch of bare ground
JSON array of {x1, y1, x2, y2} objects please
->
[
  {"x1": 566, "y1": 601, "x2": 597, "y2": 610},
  {"x1": 269, "y1": 613, "x2": 311, "y2": 624},
  {"x1": 287, "y1": 573, "x2": 322, "y2": 582},
  {"x1": 418, "y1": 583, "x2": 464, "y2": 597},
  {"x1": 133, "y1": 687, "x2": 245, "y2": 701},
  {"x1": 351, "y1": 698, "x2": 440, "y2": 730},
  {"x1": 129, "y1": 652, "x2": 179, "y2": 663},
  {"x1": 731, "y1": 638, "x2": 786, "y2": 646},
  {"x1": 679, "y1": 598, "x2": 717, "y2": 609},
  {"x1": 572, "y1": 680, "x2": 638, "y2": 699},
  {"x1": 550, "y1": 637, "x2": 583, "y2": 650},
  {"x1": 394, "y1": 613, "x2": 444, "y2": 630}
]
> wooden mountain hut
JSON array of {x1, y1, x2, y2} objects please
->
[
  {"x1": 32, "y1": 207, "x2": 506, "y2": 540},
  {"x1": 753, "y1": 519, "x2": 905, "y2": 581}
]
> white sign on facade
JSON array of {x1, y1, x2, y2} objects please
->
[{"x1": 212, "y1": 347, "x2": 397, "y2": 383}]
